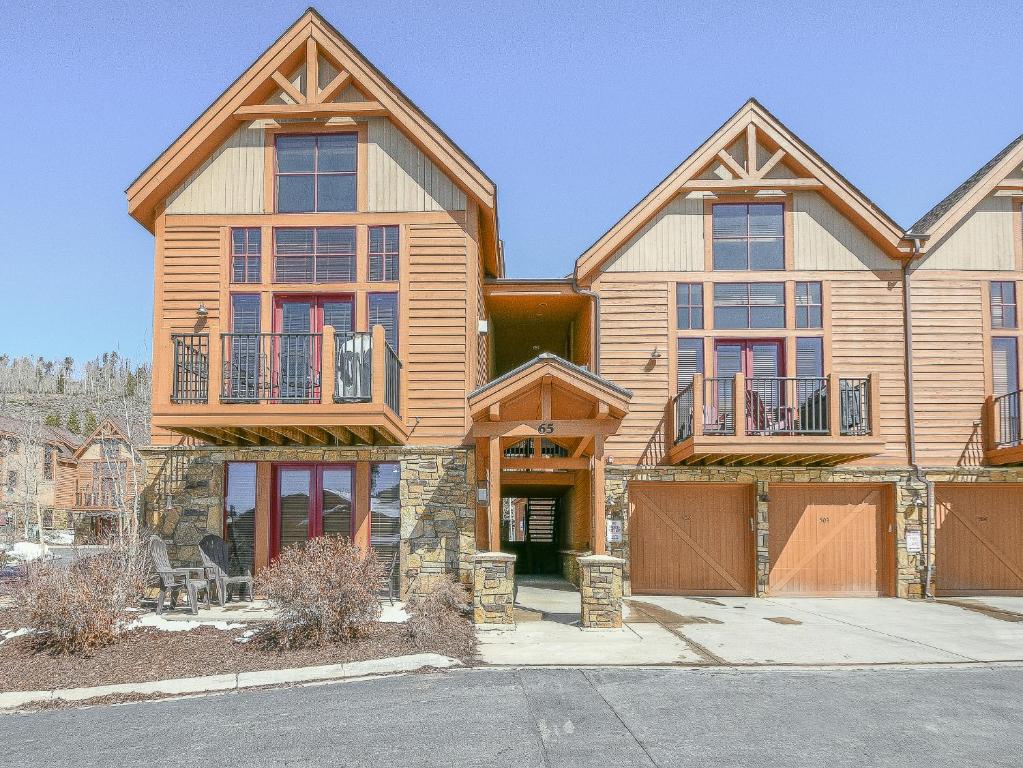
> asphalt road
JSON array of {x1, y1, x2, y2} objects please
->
[{"x1": 3, "y1": 666, "x2": 1022, "y2": 767}]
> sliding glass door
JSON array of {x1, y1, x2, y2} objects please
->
[{"x1": 272, "y1": 464, "x2": 354, "y2": 559}]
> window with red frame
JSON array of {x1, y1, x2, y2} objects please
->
[
  {"x1": 231, "y1": 228, "x2": 261, "y2": 283},
  {"x1": 369, "y1": 225, "x2": 399, "y2": 281},
  {"x1": 274, "y1": 227, "x2": 356, "y2": 282},
  {"x1": 275, "y1": 134, "x2": 357, "y2": 213}
]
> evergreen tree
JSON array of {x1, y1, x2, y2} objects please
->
[
  {"x1": 66, "y1": 411, "x2": 81, "y2": 434},
  {"x1": 83, "y1": 410, "x2": 99, "y2": 435},
  {"x1": 44, "y1": 412, "x2": 61, "y2": 427}
]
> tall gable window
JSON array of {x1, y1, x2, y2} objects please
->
[
  {"x1": 275, "y1": 134, "x2": 357, "y2": 213},
  {"x1": 713, "y1": 283, "x2": 785, "y2": 329},
  {"x1": 275, "y1": 227, "x2": 356, "y2": 283},
  {"x1": 712, "y1": 203, "x2": 784, "y2": 270},
  {"x1": 231, "y1": 228, "x2": 262, "y2": 283},
  {"x1": 991, "y1": 281, "x2": 1017, "y2": 329},
  {"x1": 369, "y1": 226, "x2": 400, "y2": 282}
]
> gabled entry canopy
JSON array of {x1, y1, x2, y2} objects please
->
[
  {"x1": 574, "y1": 98, "x2": 910, "y2": 282},
  {"x1": 127, "y1": 8, "x2": 500, "y2": 273}
]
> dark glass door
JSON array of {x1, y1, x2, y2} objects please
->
[{"x1": 272, "y1": 464, "x2": 354, "y2": 559}]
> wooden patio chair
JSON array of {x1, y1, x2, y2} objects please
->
[
  {"x1": 198, "y1": 533, "x2": 254, "y2": 606},
  {"x1": 147, "y1": 534, "x2": 210, "y2": 615}
]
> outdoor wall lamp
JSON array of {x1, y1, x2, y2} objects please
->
[{"x1": 196, "y1": 302, "x2": 209, "y2": 318}]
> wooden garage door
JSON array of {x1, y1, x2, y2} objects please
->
[
  {"x1": 936, "y1": 485, "x2": 1023, "y2": 596},
  {"x1": 629, "y1": 483, "x2": 753, "y2": 596},
  {"x1": 769, "y1": 485, "x2": 892, "y2": 597}
]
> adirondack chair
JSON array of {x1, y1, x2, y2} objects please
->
[
  {"x1": 147, "y1": 534, "x2": 210, "y2": 615},
  {"x1": 382, "y1": 548, "x2": 399, "y2": 605},
  {"x1": 198, "y1": 534, "x2": 254, "y2": 606}
]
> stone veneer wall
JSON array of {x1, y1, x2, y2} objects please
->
[
  {"x1": 605, "y1": 464, "x2": 931, "y2": 599},
  {"x1": 140, "y1": 445, "x2": 476, "y2": 596}
]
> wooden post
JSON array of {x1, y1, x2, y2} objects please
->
[
  {"x1": 983, "y1": 394, "x2": 996, "y2": 452},
  {"x1": 208, "y1": 319, "x2": 222, "y2": 404},
  {"x1": 354, "y1": 461, "x2": 371, "y2": 551},
  {"x1": 371, "y1": 324, "x2": 386, "y2": 404},
  {"x1": 692, "y1": 373, "x2": 705, "y2": 437},
  {"x1": 592, "y1": 436, "x2": 606, "y2": 555},
  {"x1": 868, "y1": 373, "x2": 882, "y2": 438},
  {"x1": 827, "y1": 374, "x2": 840, "y2": 437},
  {"x1": 321, "y1": 325, "x2": 336, "y2": 405},
  {"x1": 254, "y1": 461, "x2": 271, "y2": 573},
  {"x1": 488, "y1": 435, "x2": 501, "y2": 552},
  {"x1": 734, "y1": 372, "x2": 746, "y2": 436}
]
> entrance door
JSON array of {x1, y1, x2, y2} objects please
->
[
  {"x1": 273, "y1": 296, "x2": 354, "y2": 402},
  {"x1": 716, "y1": 340, "x2": 783, "y2": 433},
  {"x1": 272, "y1": 464, "x2": 354, "y2": 559},
  {"x1": 501, "y1": 497, "x2": 561, "y2": 575}
]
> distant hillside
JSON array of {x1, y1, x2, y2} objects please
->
[{"x1": 0, "y1": 351, "x2": 150, "y2": 443}]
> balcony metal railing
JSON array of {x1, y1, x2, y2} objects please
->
[
  {"x1": 222, "y1": 332, "x2": 322, "y2": 403},
  {"x1": 384, "y1": 342, "x2": 401, "y2": 415},
  {"x1": 672, "y1": 373, "x2": 876, "y2": 444},
  {"x1": 171, "y1": 333, "x2": 209, "y2": 404},
  {"x1": 993, "y1": 389, "x2": 1022, "y2": 449}
]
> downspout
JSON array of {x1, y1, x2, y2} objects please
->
[
  {"x1": 903, "y1": 238, "x2": 935, "y2": 598},
  {"x1": 573, "y1": 279, "x2": 601, "y2": 375}
]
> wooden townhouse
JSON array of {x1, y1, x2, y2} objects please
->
[{"x1": 133, "y1": 9, "x2": 1021, "y2": 611}]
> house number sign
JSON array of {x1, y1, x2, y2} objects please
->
[{"x1": 537, "y1": 422, "x2": 555, "y2": 434}]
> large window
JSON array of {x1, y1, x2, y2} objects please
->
[
  {"x1": 676, "y1": 283, "x2": 704, "y2": 330},
  {"x1": 275, "y1": 134, "x2": 357, "y2": 213},
  {"x1": 371, "y1": 462, "x2": 400, "y2": 592},
  {"x1": 712, "y1": 203, "x2": 784, "y2": 270},
  {"x1": 368, "y1": 293, "x2": 399, "y2": 350},
  {"x1": 993, "y1": 338, "x2": 1019, "y2": 397},
  {"x1": 231, "y1": 228, "x2": 262, "y2": 283},
  {"x1": 991, "y1": 281, "x2": 1017, "y2": 329},
  {"x1": 677, "y1": 338, "x2": 704, "y2": 390},
  {"x1": 795, "y1": 281, "x2": 823, "y2": 329},
  {"x1": 796, "y1": 337, "x2": 824, "y2": 378},
  {"x1": 274, "y1": 227, "x2": 356, "y2": 283},
  {"x1": 369, "y1": 226, "x2": 400, "y2": 282},
  {"x1": 224, "y1": 463, "x2": 256, "y2": 576},
  {"x1": 713, "y1": 282, "x2": 785, "y2": 329}
]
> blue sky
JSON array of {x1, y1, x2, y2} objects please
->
[{"x1": 1, "y1": 1, "x2": 1021, "y2": 364}]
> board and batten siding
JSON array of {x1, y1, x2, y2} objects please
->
[
  {"x1": 164, "y1": 119, "x2": 466, "y2": 215},
  {"x1": 594, "y1": 279, "x2": 671, "y2": 463},
  {"x1": 159, "y1": 224, "x2": 222, "y2": 325},
  {"x1": 909, "y1": 277, "x2": 987, "y2": 466},
  {"x1": 918, "y1": 195, "x2": 1016, "y2": 271},
  {"x1": 406, "y1": 222, "x2": 472, "y2": 443},
  {"x1": 828, "y1": 279, "x2": 908, "y2": 465},
  {"x1": 604, "y1": 194, "x2": 704, "y2": 272},
  {"x1": 791, "y1": 192, "x2": 897, "y2": 272}
]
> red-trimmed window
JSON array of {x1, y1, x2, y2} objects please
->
[
  {"x1": 275, "y1": 134, "x2": 357, "y2": 213},
  {"x1": 231, "y1": 228, "x2": 262, "y2": 283},
  {"x1": 795, "y1": 281, "x2": 823, "y2": 328},
  {"x1": 368, "y1": 293, "x2": 399, "y2": 351},
  {"x1": 274, "y1": 227, "x2": 356, "y2": 283},
  {"x1": 991, "y1": 281, "x2": 1017, "y2": 329},
  {"x1": 369, "y1": 225, "x2": 400, "y2": 282},
  {"x1": 712, "y1": 203, "x2": 784, "y2": 270}
]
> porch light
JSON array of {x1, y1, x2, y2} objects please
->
[
  {"x1": 196, "y1": 302, "x2": 209, "y2": 318},
  {"x1": 477, "y1": 485, "x2": 489, "y2": 505}
]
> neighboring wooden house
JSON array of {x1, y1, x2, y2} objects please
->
[
  {"x1": 0, "y1": 415, "x2": 80, "y2": 532},
  {"x1": 132, "y1": 8, "x2": 1021, "y2": 604}
]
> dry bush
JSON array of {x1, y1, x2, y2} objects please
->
[
  {"x1": 15, "y1": 541, "x2": 148, "y2": 654},
  {"x1": 404, "y1": 577, "x2": 476, "y2": 659},
  {"x1": 256, "y1": 536, "x2": 383, "y2": 649}
]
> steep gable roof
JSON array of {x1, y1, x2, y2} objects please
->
[
  {"x1": 908, "y1": 133, "x2": 1023, "y2": 242},
  {"x1": 574, "y1": 99, "x2": 908, "y2": 282},
  {"x1": 126, "y1": 8, "x2": 497, "y2": 232}
]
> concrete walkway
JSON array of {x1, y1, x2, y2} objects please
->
[{"x1": 477, "y1": 577, "x2": 1023, "y2": 666}]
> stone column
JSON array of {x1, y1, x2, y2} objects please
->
[
  {"x1": 578, "y1": 554, "x2": 624, "y2": 629},
  {"x1": 473, "y1": 552, "x2": 516, "y2": 625},
  {"x1": 754, "y1": 479, "x2": 770, "y2": 596}
]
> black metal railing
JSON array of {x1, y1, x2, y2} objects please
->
[
  {"x1": 746, "y1": 377, "x2": 829, "y2": 436},
  {"x1": 839, "y1": 378, "x2": 872, "y2": 436},
  {"x1": 675, "y1": 382, "x2": 695, "y2": 443},
  {"x1": 171, "y1": 333, "x2": 209, "y2": 403},
  {"x1": 994, "y1": 389, "x2": 1022, "y2": 448},
  {"x1": 503, "y1": 438, "x2": 569, "y2": 458},
  {"x1": 703, "y1": 377, "x2": 736, "y2": 436},
  {"x1": 221, "y1": 333, "x2": 321, "y2": 403},
  {"x1": 334, "y1": 332, "x2": 373, "y2": 402},
  {"x1": 384, "y1": 342, "x2": 401, "y2": 415}
]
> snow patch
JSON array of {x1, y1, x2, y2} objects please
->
[
  {"x1": 128, "y1": 614, "x2": 248, "y2": 633},
  {"x1": 379, "y1": 603, "x2": 409, "y2": 623}
]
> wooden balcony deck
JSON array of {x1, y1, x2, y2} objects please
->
[
  {"x1": 984, "y1": 391, "x2": 1023, "y2": 465},
  {"x1": 664, "y1": 373, "x2": 885, "y2": 467}
]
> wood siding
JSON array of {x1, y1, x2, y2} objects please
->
[
  {"x1": 791, "y1": 192, "x2": 896, "y2": 272},
  {"x1": 919, "y1": 195, "x2": 1016, "y2": 271},
  {"x1": 160, "y1": 224, "x2": 223, "y2": 326},
  {"x1": 405, "y1": 221, "x2": 472, "y2": 443},
  {"x1": 166, "y1": 125, "x2": 265, "y2": 215},
  {"x1": 366, "y1": 118, "x2": 466, "y2": 213},
  {"x1": 604, "y1": 194, "x2": 704, "y2": 272}
]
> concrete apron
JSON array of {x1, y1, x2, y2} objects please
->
[{"x1": 476, "y1": 580, "x2": 1023, "y2": 667}]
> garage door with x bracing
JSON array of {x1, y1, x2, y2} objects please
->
[
  {"x1": 936, "y1": 484, "x2": 1023, "y2": 596},
  {"x1": 629, "y1": 483, "x2": 754, "y2": 596},
  {"x1": 769, "y1": 484, "x2": 893, "y2": 597}
]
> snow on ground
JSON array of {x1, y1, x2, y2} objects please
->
[{"x1": 128, "y1": 613, "x2": 248, "y2": 633}]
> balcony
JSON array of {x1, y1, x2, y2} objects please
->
[
  {"x1": 156, "y1": 325, "x2": 407, "y2": 446},
  {"x1": 984, "y1": 390, "x2": 1023, "y2": 465},
  {"x1": 665, "y1": 373, "x2": 884, "y2": 466}
]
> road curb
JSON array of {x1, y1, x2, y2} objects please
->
[{"x1": 0, "y1": 653, "x2": 461, "y2": 711}]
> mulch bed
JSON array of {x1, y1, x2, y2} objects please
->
[{"x1": 0, "y1": 620, "x2": 477, "y2": 693}]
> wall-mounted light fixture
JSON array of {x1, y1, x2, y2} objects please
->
[
  {"x1": 196, "y1": 303, "x2": 209, "y2": 319},
  {"x1": 649, "y1": 347, "x2": 662, "y2": 361},
  {"x1": 476, "y1": 485, "x2": 489, "y2": 505}
]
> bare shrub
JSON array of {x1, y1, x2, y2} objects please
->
[
  {"x1": 256, "y1": 536, "x2": 383, "y2": 649},
  {"x1": 404, "y1": 577, "x2": 476, "y2": 660},
  {"x1": 15, "y1": 540, "x2": 148, "y2": 654}
]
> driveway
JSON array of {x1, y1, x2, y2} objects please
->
[{"x1": 477, "y1": 577, "x2": 1023, "y2": 666}]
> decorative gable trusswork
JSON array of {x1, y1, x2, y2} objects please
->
[{"x1": 575, "y1": 99, "x2": 909, "y2": 282}]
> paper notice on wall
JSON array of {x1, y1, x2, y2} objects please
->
[
  {"x1": 905, "y1": 530, "x2": 922, "y2": 554},
  {"x1": 606, "y1": 519, "x2": 623, "y2": 544}
]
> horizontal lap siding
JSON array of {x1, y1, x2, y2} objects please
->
[
  {"x1": 910, "y1": 278, "x2": 986, "y2": 466},
  {"x1": 597, "y1": 279, "x2": 671, "y2": 463},
  {"x1": 829, "y1": 280, "x2": 907, "y2": 464},
  {"x1": 407, "y1": 223, "x2": 470, "y2": 443},
  {"x1": 161, "y1": 225, "x2": 222, "y2": 325}
]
